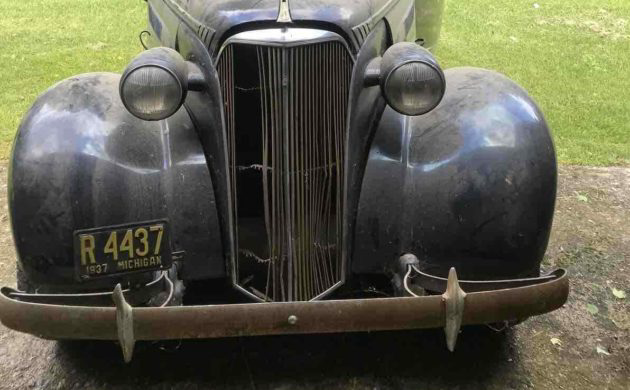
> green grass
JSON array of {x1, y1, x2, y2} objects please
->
[
  {"x1": 437, "y1": 0, "x2": 630, "y2": 165},
  {"x1": 0, "y1": 0, "x2": 628, "y2": 165},
  {"x1": 0, "y1": 0, "x2": 145, "y2": 158}
]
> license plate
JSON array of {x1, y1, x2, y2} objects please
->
[{"x1": 74, "y1": 221, "x2": 171, "y2": 280}]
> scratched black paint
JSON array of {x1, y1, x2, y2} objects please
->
[
  {"x1": 354, "y1": 68, "x2": 556, "y2": 279},
  {"x1": 10, "y1": 74, "x2": 224, "y2": 288}
]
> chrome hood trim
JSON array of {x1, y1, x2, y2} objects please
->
[
  {"x1": 276, "y1": 0, "x2": 292, "y2": 23},
  {"x1": 220, "y1": 27, "x2": 351, "y2": 49},
  {"x1": 216, "y1": 28, "x2": 355, "y2": 66}
]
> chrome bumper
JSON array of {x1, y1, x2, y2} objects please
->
[{"x1": 0, "y1": 269, "x2": 568, "y2": 362}]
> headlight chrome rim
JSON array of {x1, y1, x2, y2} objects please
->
[
  {"x1": 120, "y1": 64, "x2": 186, "y2": 121},
  {"x1": 379, "y1": 42, "x2": 446, "y2": 117},
  {"x1": 119, "y1": 47, "x2": 190, "y2": 121},
  {"x1": 383, "y1": 59, "x2": 445, "y2": 116}
]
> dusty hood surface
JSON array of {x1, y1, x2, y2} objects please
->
[{"x1": 171, "y1": 0, "x2": 403, "y2": 52}]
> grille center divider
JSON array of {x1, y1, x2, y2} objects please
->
[{"x1": 218, "y1": 39, "x2": 353, "y2": 302}]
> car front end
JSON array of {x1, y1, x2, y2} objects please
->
[{"x1": 1, "y1": 0, "x2": 568, "y2": 362}]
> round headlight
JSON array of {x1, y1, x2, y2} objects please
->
[
  {"x1": 380, "y1": 43, "x2": 445, "y2": 116},
  {"x1": 120, "y1": 47, "x2": 189, "y2": 121},
  {"x1": 121, "y1": 66, "x2": 183, "y2": 121},
  {"x1": 384, "y1": 61, "x2": 444, "y2": 116}
]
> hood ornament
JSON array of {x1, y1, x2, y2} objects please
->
[{"x1": 277, "y1": 0, "x2": 292, "y2": 23}]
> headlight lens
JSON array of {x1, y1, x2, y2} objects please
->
[
  {"x1": 120, "y1": 66, "x2": 184, "y2": 121},
  {"x1": 383, "y1": 61, "x2": 444, "y2": 116}
]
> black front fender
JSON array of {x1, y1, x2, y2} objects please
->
[
  {"x1": 353, "y1": 67, "x2": 557, "y2": 279},
  {"x1": 10, "y1": 73, "x2": 225, "y2": 288}
]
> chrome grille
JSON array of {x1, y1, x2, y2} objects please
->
[{"x1": 217, "y1": 36, "x2": 353, "y2": 302}]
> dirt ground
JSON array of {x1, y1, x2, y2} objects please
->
[{"x1": 0, "y1": 164, "x2": 628, "y2": 390}]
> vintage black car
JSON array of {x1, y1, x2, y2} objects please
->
[{"x1": 1, "y1": 0, "x2": 568, "y2": 362}]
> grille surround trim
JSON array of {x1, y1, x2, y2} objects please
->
[
  {"x1": 217, "y1": 28, "x2": 355, "y2": 302},
  {"x1": 216, "y1": 28, "x2": 354, "y2": 61}
]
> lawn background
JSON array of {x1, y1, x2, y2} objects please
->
[{"x1": 0, "y1": 0, "x2": 628, "y2": 165}]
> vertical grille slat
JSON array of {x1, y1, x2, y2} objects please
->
[
  {"x1": 217, "y1": 45, "x2": 238, "y2": 276},
  {"x1": 218, "y1": 38, "x2": 353, "y2": 302}
]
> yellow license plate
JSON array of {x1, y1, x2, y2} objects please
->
[{"x1": 74, "y1": 221, "x2": 171, "y2": 280}]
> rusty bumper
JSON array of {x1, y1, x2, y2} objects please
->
[{"x1": 0, "y1": 269, "x2": 568, "y2": 361}]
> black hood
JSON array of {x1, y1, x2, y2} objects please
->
[{"x1": 173, "y1": 0, "x2": 406, "y2": 52}]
